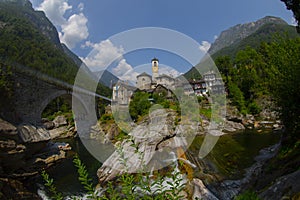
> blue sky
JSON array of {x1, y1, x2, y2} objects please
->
[{"x1": 30, "y1": 0, "x2": 295, "y2": 80}]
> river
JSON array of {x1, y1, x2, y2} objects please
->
[{"x1": 34, "y1": 129, "x2": 281, "y2": 198}]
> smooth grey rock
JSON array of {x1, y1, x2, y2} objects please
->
[
  {"x1": 97, "y1": 109, "x2": 184, "y2": 183},
  {"x1": 0, "y1": 140, "x2": 16, "y2": 151},
  {"x1": 43, "y1": 121, "x2": 55, "y2": 130},
  {"x1": 192, "y1": 178, "x2": 219, "y2": 200},
  {"x1": 223, "y1": 120, "x2": 245, "y2": 133},
  {"x1": 259, "y1": 170, "x2": 300, "y2": 200},
  {"x1": 0, "y1": 119, "x2": 19, "y2": 141},
  {"x1": 49, "y1": 126, "x2": 68, "y2": 139},
  {"x1": 53, "y1": 115, "x2": 68, "y2": 128},
  {"x1": 18, "y1": 124, "x2": 51, "y2": 143}
]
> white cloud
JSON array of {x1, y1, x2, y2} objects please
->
[
  {"x1": 214, "y1": 35, "x2": 218, "y2": 40},
  {"x1": 78, "y1": 3, "x2": 84, "y2": 12},
  {"x1": 60, "y1": 13, "x2": 89, "y2": 49},
  {"x1": 81, "y1": 39, "x2": 134, "y2": 78},
  {"x1": 121, "y1": 71, "x2": 140, "y2": 84},
  {"x1": 36, "y1": 0, "x2": 88, "y2": 49},
  {"x1": 37, "y1": 0, "x2": 72, "y2": 26},
  {"x1": 199, "y1": 41, "x2": 211, "y2": 52},
  {"x1": 112, "y1": 59, "x2": 133, "y2": 77},
  {"x1": 159, "y1": 67, "x2": 182, "y2": 78},
  {"x1": 81, "y1": 39, "x2": 125, "y2": 71},
  {"x1": 291, "y1": 17, "x2": 297, "y2": 26}
]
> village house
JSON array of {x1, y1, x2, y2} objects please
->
[
  {"x1": 112, "y1": 58, "x2": 224, "y2": 105},
  {"x1": 112, "y1": 81, "x2": 136, "y2": 105}
]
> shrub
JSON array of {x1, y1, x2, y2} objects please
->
[{"x1": 235, "y1": 190, "x2": 261, "y2": 200}]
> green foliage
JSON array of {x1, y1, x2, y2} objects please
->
[
  {"x1": 259, "y1": 37, "x2": 300, "y2": 143},
  {"x1": 129, "y1": 91, "x2": 151, "y2": 121},
  {"x1": 100, "y1": 113, "x2": 113, "y2": 123},
  {"x1": 43, "y1": 152, "x2": 188, "y2": 200},
  {"x1": 73, "y1": 154, "x2": 95, "y2": 196},
  {"x1": 42, "y1": 97, "x2": 71, "y2": 119},
  {"x1": 0, "y1": 1, "x2": 112, "y2": 97},
  {"x1": 41, "y1": 170, "x2": 63, "y2": 200},
  {"x1": 214, "y1": 55, "x2": 233, "y2": 82},
  {"x1": 227, "y1": 81, "x2": 247, "y2": 114},
  {"x1": 247, "y1": 101, "x2": 261, "y2": 115},
  {"x1": 281, "y1": 0, "x2": 300, "y2": 32},
  {"x1": 0, "y1": 64, "x2": 13, "y2": 110},
  {"x1": 199, "y1": 107, "x2": 212, "y2": 119},
  {"x1": 0, "y1": 6, "x2": 77, "y2": 84},
  {"x1": 164, "y1": 171, "x2": 185, "y2": 200},
  {"x1": 183, "y1": 67, "x2": 202, "y2": 80},
  {"x1": 211, "y1": 22, "x2": 299, "y2": 59},
  {"x1": 235, "y1": 190, "x2": 261, "y2": 200}
]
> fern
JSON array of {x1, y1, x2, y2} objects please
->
[
  {"x1": 42, "y1": 153, "x2": 188, "y2": 200},
  {"x1": 41, "y1": 170, "x2": 63, "y2": 200},
  {"x1": 73, "y1": 154, "x2": 96, "y2": 198}
]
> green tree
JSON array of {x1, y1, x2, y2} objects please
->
[
  {"x1": 215, "y1": 55, "x2": 233, "y2": 83},
  {"x1": 129, "y1": 91, "x2": 151, "y2": 121},
  {"x1": 0, "y1": 64, "x2": 13, "y2": 111},
  {"x1": 227, "y1": 80, "x2": 247, "y2": 114},
  {"x1": 281, "y1": 0, "x2": 300, "y2": 32},
  {"x1": 265, "y1": 37, "x2": 300, "y2": 142}
]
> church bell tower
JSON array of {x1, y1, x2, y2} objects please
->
[{"x1": 152, "y1": 58, "x2": 159, "y2": 81}]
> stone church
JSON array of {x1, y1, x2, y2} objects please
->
[
  {"x1": 112, "y1": 58, "x2": 176, "y2": 105},
  {"x1": 136, "y1": 58, "x2": 175, "y2": 91}
]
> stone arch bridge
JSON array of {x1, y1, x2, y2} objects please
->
[{"x1": 6, "y1": 64, "x2": 111, "y2": 136}]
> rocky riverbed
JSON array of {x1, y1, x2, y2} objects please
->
[
  {"x1": 95, "y1": 107, "x2": 286, "y2": 199},
  {"x1": 0, "y1": 116, "x2": 75, "y2": 199},
  {"x1": 0, "y1": 105, "x2": 288, "y2": 199}
]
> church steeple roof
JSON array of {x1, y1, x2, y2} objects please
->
[
  {"x1": 151, "y1": 57, "x2": 159, "y2": 62},
  {"x1": 137, "y1": 72, "x2": 151, "y2": 78}
]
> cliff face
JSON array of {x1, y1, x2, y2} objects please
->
[
  {"x1": 0, "y1": 0, "x2": 61, "y2": 46},
  {"x1": 208, "y1": 16, "x2": 288, "y2": 55}
]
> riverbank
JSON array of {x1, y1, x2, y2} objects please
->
[
  {"x1": 0, "y1": 116, "x2": 77, "y2": 199},
  {"x1": 0, "y1": 105, "x2": 288, "y2": 199}
]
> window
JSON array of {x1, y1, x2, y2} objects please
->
[{"x1": 154, "y1": 61, "x2": 157, "y2": 67}]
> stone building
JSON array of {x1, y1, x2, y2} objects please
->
[
  {"x1": 136, "y1": 72, "x2": 152, "y2": 90},
  {"x1": 112, "y1": 81, "x2": 136, "y2": 105},
  {"x1": 183, "y1": 71, "x2": 224, "y2": 96},
  {"x1": 136, "y1": 58, "x2": 175, "y2": 91},
  {"x1": 112, "y1": 58, "x2": 224, "y2": 105}
]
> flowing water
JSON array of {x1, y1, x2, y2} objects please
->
[{"x1": 35, "y1": 129, "x2": 281, "y2": 198}]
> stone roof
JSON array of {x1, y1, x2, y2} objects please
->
[
  {"x1": 157, "y1": 74, "x2": 175, "y2": 79},
  {"x1": 151, "y1": 57, "x2": 159, "y2": 62},
  {"x1": 137, "y1": 72, "x2": 152, "y2": 78},
  {"x1": 114, "y1": 81, "x2": 136, "y2": 91}
]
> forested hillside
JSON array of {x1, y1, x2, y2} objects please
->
[
  {"x1": 184, "y1": 16, "x2": 299, "y2": 80},
  {"x1": 0, "y1": 0, "x2": 79, "y2": 83}
]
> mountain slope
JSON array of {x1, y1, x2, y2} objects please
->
[
  {"x1": 184, "y1": 16, "x2": 299, "y2": 80},
  {"x1": 0, "y1": 0, "x2": 61, "y2": 46},
  {"x1": 208, "y1": 16, "x2": 288, "y2": 55},
  {"x1": 94, "y1": 70, "x2": 119, "y2": 88},
  {"x1": 0, "y1": 0, "x2": 79, "y2": 84},
  {"x1": 211, "y1": 22, "x2": 299, "y2": 59}
]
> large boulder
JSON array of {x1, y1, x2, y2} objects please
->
[
  {"x1": 53, "y1": 115, "x2": 68, "y2": 128},
  {"x1": 97, "y1": 109, "x2": 197, "y2": 183},
  {"x1": 192, "y1": 178, "x2": 219, "y2": 200},
  {"x1": 0, "y1": 119, "x2": 19, "y2": 142},
  {"x1": 259, "y1": 170, "x2": 300, "y2": 200},
  {"x1": 43, "y1": 121, "x2": 55, "y2": 130},
  {"x1": 223, "y1": 120, "x2": 245, "y2": 133},
  {"x1": 18, "y1": 124, "x2": 51, "y2": 143},
  {"x1": 106, "y1": 124, "x2": 119, "y2": 140},
  {"x1": 0, "y1": 178, "x2": 41, "y2": 200}
]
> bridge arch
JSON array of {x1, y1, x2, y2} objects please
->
[{"x1": 39, "y1": 90, "x2": 91, "y2": 124}]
